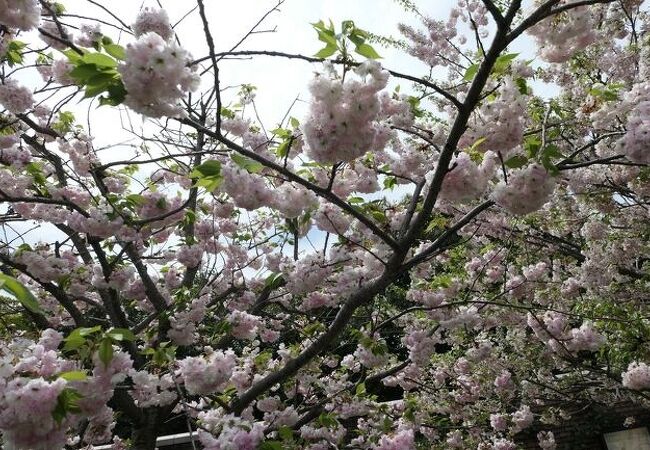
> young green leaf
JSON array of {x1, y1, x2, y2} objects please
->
[
  {"x1": 98, "y1": 338, "x2": 114, "y2": 367},
  {"x1": 82, "y1": 52, "x2": 118, "y2": 68},
  {"x1": 106, "y1": 328, "x2": 136, "y2": 342},
  {"x1": 463, "y1": 63, "x2": 479, "y2": 81},
  {"x1": 52, "y1": 388, "x2": 82, "y2": 424},
  {"x1": 0, "y1": 273, "x2": 43, "y2": 314},
  {"x1": 355, "y1": 43, "x2": 381, "y2": 59},
  {"x1": 504, "y1": 155, "x2": 528, "y2": 169},
  {"x1": 231, "y1": 154, "x2": 264, "y2": 173},
  {"x1": 58, "y1": 370, "x2": 88, "y2": 381},
  {"x1": 103, "y1": 43, "x2": 126, "y2": 60},
  {"x1": 315, "y1": 44, "x2": 338, "y2": 58},
  {"x1": 191, "y1": 160, "x2": 222, "y2": 178}
]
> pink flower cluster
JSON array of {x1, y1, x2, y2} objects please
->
[
  {"x1": 398, "y1": 6, "x2": 470, "y2": 68},
  {"x1": 272, "y1": 182, "x2": 318, "y2": 218},
  {"x1": 220, "y1": 163, "x2": 274, "y2": 211},
  {"x1": 537, "y1": 431, "x2": 557, "y2": 450},
  {"x1": 129, "y1": 370, "x2": 176, "y2": 407},
  {"x1": 618, "y1": 100, "x2": 650, "y2": 164},
  {"x1": 491, "y1": 164, "x2": 555, "y2": 215},
  {"x1": 198, "y1": 412, "x2": 265, "y2": 450},
  {"x1": 0, "y1": 79, "x2": 34, "y2": 114},
  {"x1": 118, "y1": 32, "x2": 199, "y2": 117},
  {"x1": 176, "y1": 244, "x2": 204, "y2": 268},
  {"x1": 177, "y1": 349, "x2": 236, "y2": 395},
  {"x1": 0, "y1": 141, "x2": 31, "y2": 168},
  {"x1": 0, "y1": 0, "x2": 40, "y2": 31},
  {"x1": 133, "y1": 7, "x2": 173, "y2": 42},
  {"x1": 403, "y1": 328, "x2": 436, "y2": 366},
  {"x1": 58, "y1": 135, "x2": 99, "y2": 176},
  {"x1": 0, "y1": 377, "x2": 68, "y2": 449},
  {"x1": 438, "y1": 152, "x2": 490, "y2": 203},
  {"x1": 511, "y1": 404, "x2": 534, "y2": 432},
  {"x1": 527, "y1": 6, "x2": 597, "y2": 63},
  {"x1": 227, "y1": 310, "x2": 261, "y2": 341},
  {"x1": 528, "y1": 313, "x2": 605, "y2": 354},
  {"x1": 460, "y1": 78, "x2": 527, "y2": 156},
  {"x1": 40, "y1": 21, "x2": 69, "y2": 50},
  {"x1": 0, "y1": 331, "x2": 130, "y2": 449},
  {"x1": 73, "y1": 23, "x2": 101, "y2": 48},
  {"x1": 302, "y1": 61, "x2": 392, "y2": 164},
  {"x1": 313, "y1": 201, "x2": 351, "y2": 235},
  {"x1": 622, "y1": 362, "x2": 650, "y2": 391},
  {"x1": 566, "y1": 321, "x2": 606, "y2": 352},
  {"x1": 168, "y1": 294, "x2": 209, "y2": 345},
  {"x1": 373, "y1": 428, "x2": 415, "y2": 450}
]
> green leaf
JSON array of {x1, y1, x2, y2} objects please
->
[
  {"x1": 312, "y1": 20, "x2": 335, "y2": 35},
  {"x1": 125, "y1": 194, "x2": 146, "y2": 207},
  {"x1": 341, "y1": 20, "x2": 356, "y2": 36},
  {"x1": 63, "y1": 334, "x2": 86, "y2": 352},
  {"x1": 52, "y1": 388, "x2": 82, "y2": 424},
  {"x1": 106, "y1": 328, "x2": 136, "y2": 342},
  {"x1": 84, "y1": 82, "x2": 108, "y2": 98},
  {"x1": 5, "y1": 41, "x2": 26, "y2": 66},
  {"x1": 52, "y1": 2, "x2": 66, "y2": 15},
  {"x1": 504, "y1": 155, "x2": 528, "y2": 169},
  {"x1": 264, "y1": 273, "x2": 285, "y2": 290},
  {"x1": 355, "y1": 43, "x2": 381, "y2": 59},
  {"x1": 276, "y1": 139, "x2": 291, "y2": 158},
  {"x1": 103, "y1": 43, "x2": 126, "y2": 60},
  {"x1": 383, "y1": 176, "x2": 397, "y2": 190},
  {"x1": 62, "y1": 48, "x2": 85, "y2": 64},
  {"x1": 515, "y1": 77, "x2": 529, "y2": 95},
  {"x1": 316, "y1": 29, "x2": 337, "y2": 47},
  {"x1": 86, "y1": 72, "x2": 116, "y2": 87},
  {"x1": 191, "y1": 160, "x2": 222, "y2": 178},
  {"x1": 463, "y1": 64, "x2": 479, "y2": 81},
  {"x1": 542, "y1": 157, "x2": 559, "y2": 176},
  {"x1": 493, "y1": 52, "x2": 519, "y2": 74},
  {"x1": 82, "y1": 52, "x2": 117, "y2": 68},
  {"x1": 52, "y1": 111, "x2": 75, "y2": 134},
  {"x1": 190, "y1": 160, "x2": 224, "y2": 191},
  {"x1": 315, "y1": 44, "x2": 337, "y2": 58},
  {"x1": 469, "y1": 136, "x2": 487, "y2": 152},
  {"x1": 524, "y1": 136, "x2": 541, "y2": 158},
  {"x1": 98, "y1": 338, "x2": 114, "y2": 367},
  {"x1": 231, "y1": 154, "x2": 264, "y2": 173},
  {"x1": 259, "y1": 441, "x2": 284, "y2": 450},
  {"x1": 355, "y1": 382, "x2": 367, "y2": 396},
  {"x1": 78, "y1": 326, "x2": 102, "y2": 337},
  {"x1": 278, "y1": 425, "x2": 293, "y2": 441},
  {"x1": 0, "y1": 273, "x2": 43, "y2": 314},
  {"x1": 59, "y1": 370, "x2": 88, "y2": 381},
  {"x1": 68, "y1": 64, "x2": 99, "y2": 83},
  {"x1": 101, "y1": 81, "x2": 127, "y2": 106},
  {"x1": 542, "y1": 144, "x2": 563, "y2": 159},
  {"x1": 317, "y1": 412, "x2": 338, "y2": 428}
]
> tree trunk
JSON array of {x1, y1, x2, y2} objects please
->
[{"x1": 130, "y1": 409, "x2": 159, "y2": 450}]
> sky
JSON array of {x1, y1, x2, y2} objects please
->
[
  {"x1": 59, "y1": 0, "x2": 449, "y2": 147},
  {"x1": 6, "y1": 0, "x2": 546, "y2": 248},
  {"x1": 54, "y1": 0, "x2": 544, "y2": 148}
]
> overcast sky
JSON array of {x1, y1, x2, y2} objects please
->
[
  {"x1": 52, "y1": 0, "x2": 542, "y2": 148},
  {"x1": 8, "y1": 0, "x2": 544, "y2": 247}
]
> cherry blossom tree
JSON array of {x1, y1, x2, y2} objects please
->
[{"x1": 0, "y1": 0, "x2": 648, "y2": 449}]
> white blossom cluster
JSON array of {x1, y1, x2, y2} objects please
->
[
  {"x1": 118, "y1": 32, "x2": 200, "y2": 118},
  {"x1": 302, "y1": 61, "x2": 393, "y2": 164},
  {"x1": 0, "y1": 0, "x2": 40, "y2": 31},
  {"x1": 491, "y1": 164, "x2": 555, "y2": 215}
]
